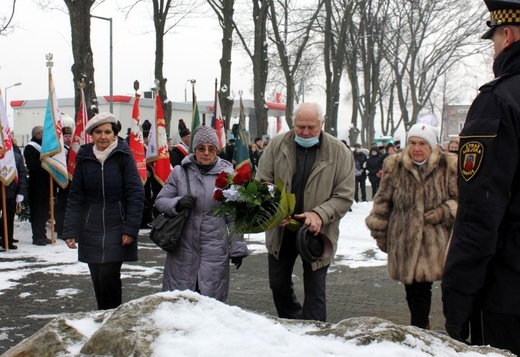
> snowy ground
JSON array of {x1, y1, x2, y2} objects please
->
[
  {"x1": 0, "y1": 201, "x2": 385, "y2": 295},
  {"x1": 1, "y1": 202, "x2": 511, "y2": 356}
]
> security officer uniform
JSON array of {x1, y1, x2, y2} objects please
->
[{"x1": 442, "y1": 1, "x2": 520, "y2": 355}]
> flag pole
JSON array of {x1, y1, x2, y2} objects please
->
[
  {"x1": 213, "y1": 78, "x2": 218, "y2": 120},
  {"x1": 2, "y1": 185, "x2": 8, "y2": 251},
  {"x1": 46, "y1": 53, "x2": 56, "y2": 245}
]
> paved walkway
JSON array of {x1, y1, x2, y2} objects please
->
[{"x1": 0, "y1": 234, "x2": 445, "y2": 354}]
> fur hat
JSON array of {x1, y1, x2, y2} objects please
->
[
  {"x1": 60, "y1": 113, "x2": 75, "y2": 135},
  {"x1": 141, "y1": 120, "x2": 151, "y2": 138},
  {"x1": 407, "y1": 123, "x2": 438, "y2": 149},
  {"x1": 192, "y1": 125, "x2": 219, "y2": 149},
  {"x1": 178, "y1": 119, "x2": 191, "y2": 138},
  {"x1": 85, "y1": 112, "x2": 117, "y2": 135}
]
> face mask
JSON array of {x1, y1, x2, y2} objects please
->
[{"x1": 294, "y1": 135, "x2": 319, "y2": 148}]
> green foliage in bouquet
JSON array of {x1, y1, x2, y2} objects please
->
[{"x1": 213, "y1": 171, "x2": 299, "y2": 234}]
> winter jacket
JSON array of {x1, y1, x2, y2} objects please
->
[
  {"x1": 5, "y1": 152, "x2": 27, "y2": 199},
  {"x1": 443, "y1": 40, "x2": 520, "y2": 330},
  {"x1": 155, "y1": 155, "x2": 248, "y2": 302},
  {"x1": 255, "y1": 130, "x2": 355, "y2": 270},
  {"x1": 353, "y1": 150, "x2": 367, "y2": 178},
  {"x1": 366, "y1": 147, "x2": 458, "y2": 284},
  {"x1": 63, "y1": 141, "x2": 144, "y2": 264},
  {"x1": 365, "y1": 149, "x2": 383, "y2": 182}
]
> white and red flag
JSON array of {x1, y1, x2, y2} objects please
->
[
  {"x1": 146, "y1": 94, "x2": 172, "y2": 186},
  {"x1": 0, "y1": 91, "x2": 16, "y2": 186},
  {"x1": 129, "y1": 94, "x2": 147, "y2": 185}
]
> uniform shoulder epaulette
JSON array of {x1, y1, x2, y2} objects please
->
[{"x1": 479, "y1": 74, "x2": 511, "y2": 92}]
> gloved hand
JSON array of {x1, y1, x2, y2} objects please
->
[
  {"x1": 177, "y1": 195, "x2": 196, "y2": 210},
  {"x1": 16, "y1": 195, "x2": 24, "y2": 204},
  {"x1": 424, "y1": 207, "x2": 444, "y2": 225},
  {"x1": 231, "y1": 257, "x2": 243, "y2": 270},
  {"x1": 445, "y1": 321, "x2": 469, "y2": 344}
]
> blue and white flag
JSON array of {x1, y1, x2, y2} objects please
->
[{"x1": 41, "y1": 72, "x2": 68, "y2": 189}]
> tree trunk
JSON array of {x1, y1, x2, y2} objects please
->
[{"x1": 65, "y1": 0, "x2": 97, "y2": 118}]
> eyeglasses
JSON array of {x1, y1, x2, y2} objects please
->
[{"x1": 195, "y1": 146, "x2": 217, "y2": 154}]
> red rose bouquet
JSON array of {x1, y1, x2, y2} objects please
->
[{"x1": 213, "y1": 171, "x2": 299, "y2": 234}]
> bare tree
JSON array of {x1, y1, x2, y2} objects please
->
[
  {"x1": 207, "y1": 0, "x2": 235, "y2": 131},
  {"x1": 344, "y1": 0, "x2": 391, "y2": 146},
  {"x1": 321, "y1": 0, "x2": 355, "y2": 136},
  {"x1": 234, "y1": 0, "x2": 271, "y2": 138},
  {"x1": 121, "y1": 0, "x2": 205, "y2": 135},
  {"x1": 1, "y1": 0, "x2": 17, "y2": 35},
  {"x1": 63, "y1": 0, "x2": 99, "y2": 119},
  {"x1": 268, "y1": 0, "x2": 324, "y2": 128},
  {"x1": 383, "y1": 0, "x2": 486, "y2": 132}
]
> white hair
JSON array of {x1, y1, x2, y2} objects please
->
[{"x1": 292, "y1": 102, "x2": 325, "y2": 125}]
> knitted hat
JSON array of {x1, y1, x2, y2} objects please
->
[
  {"x1": 178, "y1": 119, "x2": 191, "y2": 138},
  {"x1": 192, "y1": 125, "x2": 219, "y2": 149},
  {"x1": 85, "y1": 112, "x2": 117, "y2": 135},
  {"x1": 407, "y1": 123, "x2": 438, "y2": 149}
]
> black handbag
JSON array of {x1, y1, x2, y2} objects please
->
[{"x1": 149, "y1": 167, "x2": 192, "y2": 253}]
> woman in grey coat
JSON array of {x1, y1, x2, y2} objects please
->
[{"x1": 155, "y1": 125, "x2": 248, "y2": 302}]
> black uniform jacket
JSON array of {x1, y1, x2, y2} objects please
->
[{"x1": 443, "y1": 40, "x2": 520, "y2": 330}]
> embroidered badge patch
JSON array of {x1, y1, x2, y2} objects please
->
[{"x1": 459, "y1": 141, "x2": 484, "y2": 182}]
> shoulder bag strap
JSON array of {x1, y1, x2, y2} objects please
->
[{"x1": 184, "y1": 166, "x2": 191, "y2": 195}]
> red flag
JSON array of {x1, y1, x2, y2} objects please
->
[
  {"x1": 129, "y1": 94, "x2": 147, "y2": 185},
  {"x1": 68, "y1": 86, "x2": 91, "y2": 180},
  {"x1": 233, "y1": 96, "x2": 252, "y2": 176},
  {"x1": 211, "y1": 90, "x2": 226, "y2": 151},
  {"x1": 146, "y1": 94, "x2": 172, "y2": 185}
]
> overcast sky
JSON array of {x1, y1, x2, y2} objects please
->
[{"x1": 0, "y1": 1, "x2": 495, "y2": 143}]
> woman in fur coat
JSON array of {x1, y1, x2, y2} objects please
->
[{"x1": 365, "y1": 123, "x2": 458, "y2": 329}]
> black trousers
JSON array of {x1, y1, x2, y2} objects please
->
[
  {"x1": 481, "y1": 311, "x2": 520, "y2": 356},
  {"x1": 354, "y1": 176, "x2": 367, "y2": 202},
  {"x1": 370, "y1": 179, "x2": 380, "y2": 198},
  {"x1": 268, "y1": 230, "x2": 329, "y2": 322},
  {"x1": 404, "y1": 281, "x2": 433, "y2": 328},
  {"x1": 54, "y1": 186, "x2": 69, "y2": 238},
  {"x1": 0, "y1": 198, "x2": 16, "y2": 243},
  {"x1": 88, "y1": 262, "x2": 123, "y2": 310},
  {"x1": 29, "y1": 187, "x2": 50, "y2": 243}
]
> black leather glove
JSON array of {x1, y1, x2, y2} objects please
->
[
  {"x1": 177, "y1": 195, "x2": 196, "y2": 210},
  {"x1": 445, "y1": 321, "x2": 469, "y2": 344},
  {"x1": 231, "y1": 257, "x2": 243, "y2": 270}
]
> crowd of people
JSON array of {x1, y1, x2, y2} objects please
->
[{"x1": 2, "y1": 1, "x2": 520, "y2": 354}]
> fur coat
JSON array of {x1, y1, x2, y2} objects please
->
[{"x1": 365, "y1": 148, "x2": 458, "y2": 284}]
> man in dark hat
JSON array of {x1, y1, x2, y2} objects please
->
[
  {"x1": 442, "y1": 1, "x2": 520, "y2": 354},
  {"x1": 169, "y1": 119, "x2": 191, "y2": 168}
]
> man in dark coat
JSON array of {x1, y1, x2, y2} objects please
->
[
  {"x1": 365, "y1": 147, "x2": 383, "y2": 198},
  {"x1": 24, "y1": 125, "x2": 51, "y2": 246},
  {"x1": 0, "y1": 152, "x2": 27, "y2": 250},
  {"x1": 55, "y1": 117, "x2": 74, "y2": 240},
  {"x1": 442, "y1": 1, "x2": 520, "y2": 354},
  {"x1": 353, "y1": 143, "x2": 367, "y2": 202},
  {"x1": 169, "y1": 119, "x2": 191, "y2": 168}
]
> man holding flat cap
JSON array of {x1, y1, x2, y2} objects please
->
[{"x1": 442, "y1": 1, "x2": 520, "y2": 354}]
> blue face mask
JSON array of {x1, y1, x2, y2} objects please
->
[{"x1": 294, "y1": 135, "x2": 319, "y2": 148}]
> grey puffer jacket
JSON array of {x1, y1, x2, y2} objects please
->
[{"x1": 154, "y1": 155, "x2": 248, "y2": 302}]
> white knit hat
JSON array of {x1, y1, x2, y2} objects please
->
[{"x1": 407, "y1": 123, "x2": 438, "y2": 149}]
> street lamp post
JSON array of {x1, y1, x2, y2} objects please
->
[
  {"x1": 91, "y1": 14, "x2": 113, "y2": 113},
  {"x1": 4, "y1": 82, "x2": 22, "y2": 108}
]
